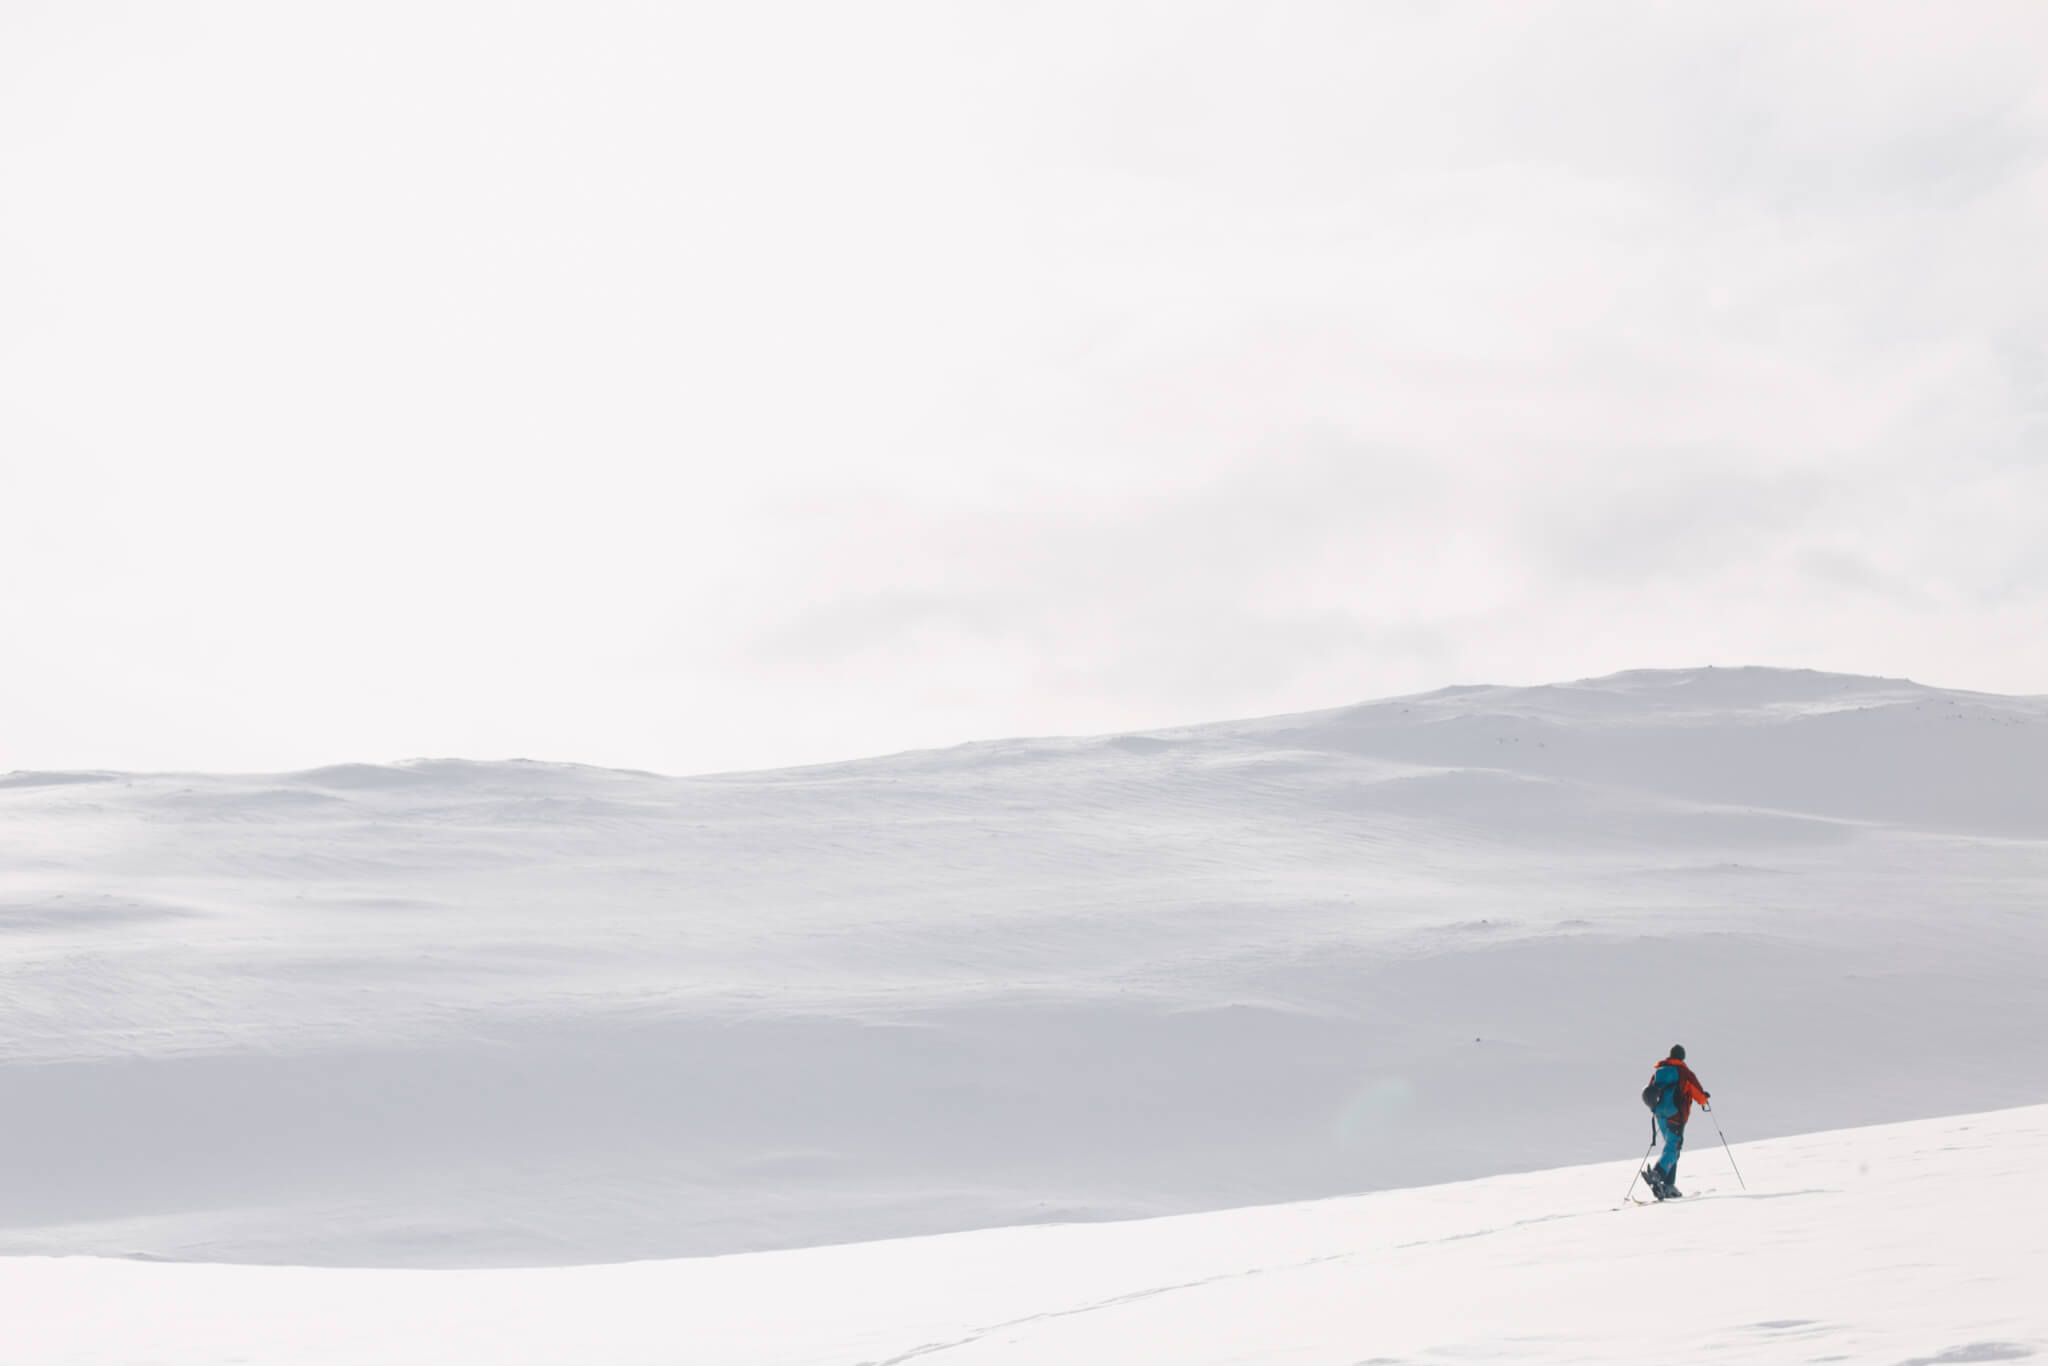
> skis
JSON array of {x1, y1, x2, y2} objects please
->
[
  {"x1": 1637, "y1": 1168, "x2": 1683, "y2": 1202},
  {"x1": 1644, "y1": 1167, "x2": 1686, "y2": 1200},
  {"x1": 1625, "y1": 1173, "x2": 1715, "y2": 1207}
]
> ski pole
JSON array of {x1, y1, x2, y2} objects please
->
[
  {"x1": 1706, "y1": 1104, "x2": 1745, "y2": 1190},
  {"x1": 1623, "y1": 1119, "x2": 1656, "y2": 1203}
]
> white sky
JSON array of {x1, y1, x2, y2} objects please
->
[{"x1": 4, "y1": 1, "x2": 2046, "y2": 775}]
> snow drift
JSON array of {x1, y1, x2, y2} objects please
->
[
  {"x1": 0, "y1": 666, "x2": 2044, "y2": 1265},
  {"x1": 9, "y1": 1104, "x2": 2044, "y2": 1364}
]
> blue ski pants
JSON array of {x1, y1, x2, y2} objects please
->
[{"x1": 1654, "y1": 1115, "x2": 1685, "y2": 1176}]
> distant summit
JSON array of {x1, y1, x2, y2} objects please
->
[{"x1": 1341, "y1": 665, "x2": 1941, "y2": 725}]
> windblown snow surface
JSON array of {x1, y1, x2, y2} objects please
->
[
  {"x1": 0, "y1": 666, "x2": 2044, "y2": 1273},
  {"x1": 8, "y1": 1105, "x2": 2046, "y2": 1363}
]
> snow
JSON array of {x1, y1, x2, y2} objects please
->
[
  {"x1": 7, "y1": 1103, "x2": 2044, "y2": 1363},
  {"x1": 1, "y1": 666, "x2": 2045, "y2": 1268}
]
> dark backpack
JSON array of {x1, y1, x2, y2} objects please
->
[{"x1": 1641, "y1": 1074, "x2": 1675, "y2": 1115}]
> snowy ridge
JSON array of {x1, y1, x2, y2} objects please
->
[
  {"x1": 8, "y1": 1104, "x2": 2045, "y2": 1364},
  {"x1": 1, "y1": 666, "x2": 2045, "y2": 1266}
]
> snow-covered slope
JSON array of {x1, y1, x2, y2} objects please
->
[
  {"x1": 1, "y1": 666, "x2": 2044, "y2": 1265},
  {"x1": 9, "y1": 1104, "x2": 2044, "y2": 1364}
]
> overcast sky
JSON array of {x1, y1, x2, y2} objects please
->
[{"x1": 4, "y1": 2, "x2": 2045, "y2": 775}]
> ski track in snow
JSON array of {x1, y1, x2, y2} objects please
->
[{"x1": 1, "y1": 665, "x2": 2046, "y2": 1268}]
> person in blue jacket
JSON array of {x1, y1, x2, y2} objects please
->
[{"x1": 1645, "y1": 1044, "x2": 1710, "y2": 1199}]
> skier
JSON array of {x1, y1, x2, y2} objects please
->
[{"x1": 1643, "y1": 1044, "x2": 1710, "y2": 1200}]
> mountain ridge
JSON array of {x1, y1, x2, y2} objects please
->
[{"x1": 16, "y1": 664, "x2": 2043, "y2": 787}]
